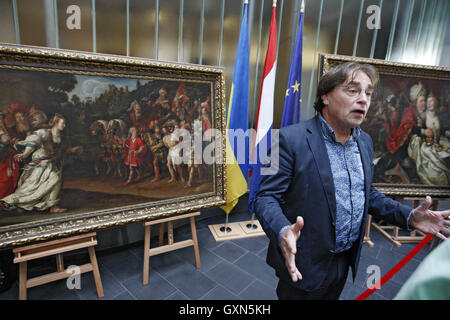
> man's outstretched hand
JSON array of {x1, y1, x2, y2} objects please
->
[
  {"x1": 410, "y1": 196, "x2": 450, "y2": 241},
  {"x1": 280, "y1": 216, "x2": 304, "y2": 283}
]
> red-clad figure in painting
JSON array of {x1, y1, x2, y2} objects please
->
[
  {"x1": 200, "y1": 97, "x2": 211, "y2": 134},
  {"x1": 386, "y1": 83, "x2": 427, "y2": 154},
  {"x1": 123, "y1": 126, "x2": 147, "y2": 185},
  {"x1": 0, "y1": 113, "x2": 19, "y2": 199},
  {"x1": 3, "y1": 103, "x2": 32, "y2": 145},
  {"x1": 383, "y1": 82, "x2": 428, "y2": 184}
]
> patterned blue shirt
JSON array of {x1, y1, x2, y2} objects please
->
[
  {"x1": 277, "y1": 116, "x2": 414, "y2": 251},
  {"x1": 318, "y1": 114, "x2": 366, "y2": 253}
]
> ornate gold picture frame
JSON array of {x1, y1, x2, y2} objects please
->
[
  {"x1": 0, "y1": 43, "x2": 226, "y2": 248},
  {"x1": 319, "y1": 53, "x2": 450, "y2": 198}
]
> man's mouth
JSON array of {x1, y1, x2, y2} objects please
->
[{"x1": 351, "y1": 109, "x2": 365, "y2": 116}]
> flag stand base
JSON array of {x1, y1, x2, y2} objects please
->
[{"x1": 208, "y1": 220, "x2": 265, "y2": 242}]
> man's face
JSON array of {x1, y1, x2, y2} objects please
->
[
  {"x1": 15, "y1": 112, "x2": 26, "y2": 124},
  {"x1": 134, "y1": 104, "x2": 142, "y2": 113},
  {"x1": 416, "y1": 96, "x2": 426, "y2": 113},
  {"x1": 321, "y1": 71, "x2": 373, "y2": 133},
  {"x1": 130, "y1": 128, "x2": 137, "y2": 138},
  {"x1": 15, "y1": 112, "x2": 30, "y2": 131},
  {"x1": 1, "y1": 133, "x2": 10, "y2": 143}
]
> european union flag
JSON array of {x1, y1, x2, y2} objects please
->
[{"x1": 281, "y1": 5, "x2": 304, "y2": 127}]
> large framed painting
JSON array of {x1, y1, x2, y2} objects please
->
[
  {"x1": 0, "y1": 43, "x2": 226, "y2": 248},
  {"x1": 319, "y1": 53, "x2": 450, "y2": 198}
]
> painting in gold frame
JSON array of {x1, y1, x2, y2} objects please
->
[
  {"x1": 319, "y1": 53, "x2": 450, "y2": 198},
  {"x1": 0, "y1": 43, "x2": 226, "y2": 248}
]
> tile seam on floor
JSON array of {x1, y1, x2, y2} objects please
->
[
  {"x1": 197, "y1": 283, "x2": 220, "y2": 300},
  {"x1": 100, "y1": 261, "x2": 139, "y2": 300}
]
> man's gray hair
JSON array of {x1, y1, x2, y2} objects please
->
[{"x1": 313, "y1": 61, "x2": 379, "y2": 113}]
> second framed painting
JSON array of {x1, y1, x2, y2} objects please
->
[
  {"x1": 319, "y1": 54, "x2": 450, "y2": 198},
  {"x1": 0, "y1": 43, "x2": 226, "y2": 248}
]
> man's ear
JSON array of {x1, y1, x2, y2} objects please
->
[{"x1": 321, "y1": 94, "x2": 329, "y2": 106}]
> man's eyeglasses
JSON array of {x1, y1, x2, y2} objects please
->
[{"x1": 340, "y1": 85, "x2": 374, "y2": 98}]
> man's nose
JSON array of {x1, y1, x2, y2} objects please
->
[{"x1": 357, "y1": 92, "x2": 369, "y2": 105}]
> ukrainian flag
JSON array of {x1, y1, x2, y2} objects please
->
[{"x1": 220, "y1": 0, "x2": 250, "y2": 214}]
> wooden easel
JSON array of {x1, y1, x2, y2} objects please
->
[
  {"x1": 370, "y1": 197, "x2": 440, "y2": 248},
  {"x1": 13, "y1": 232, "x2": 103, "y2": 300},
  {"x1": 363, "y1": 214, "x2": 375, "y2": 248},
  {"x1": 143, "y1": 211, "x2": 201, "y2": 285}
]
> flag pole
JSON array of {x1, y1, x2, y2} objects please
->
[
  {"x1": 220, "y1": 214, "x2": 232, "y2": 233},
  {"x1": 219, "y1": 0, "x2": 249, "y2": 236},
  {"x1": 248, "y1": 0, "x2": 304, "y2": 232},
  {"x1": 209, "y1": 0, "x2": 249, "y2": 240},
  {"x1": 246, "y1": 0, "x2": 278, "y2": 232},
  {"x1": 246, "y1": 213, "x2": 258, "y2": 230}
]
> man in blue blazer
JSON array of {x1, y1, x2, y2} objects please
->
[{"x1": 254, "y1": 61, "x2": 450, "y2": 300}]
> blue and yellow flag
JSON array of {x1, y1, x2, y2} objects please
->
[
  {"x1": 220, "y1": 1, "x2": 250, "y2": 214},
  {"x1": 281, "y1": 2, "x2": 304, "y2": 127}
]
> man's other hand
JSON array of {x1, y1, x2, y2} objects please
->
[{"x1": 280, "y1": 216, "x2": 304, "y2": 282}]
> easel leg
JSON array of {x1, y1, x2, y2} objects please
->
[
  {"x1": 56, "y1": 254, "x2": 64, "y2": 272},
  {"x1": 143, "y1": 225, "x2": 151, "y2": 285},
  {"x1": 190, "y1": 216, "x2": 201, "y2": 269},
  {"x1": 88, "y1": 246, "x2": 104, "y2": 298},
  {"x1": 364, "y1": 214, "x2": 374, "y2": 247},
  {"x1": 432, "y1": 200, "x2": 438, "y2": 211},
  {"x1": 159, "y1": 223, "x2": 165, "y2": 246},
  {"x1": 393, "y1": 226, "x2": 399, "y2": 241},
  {"x1": 167, "y1": 222, "x2": 173, "y2": 245},
  {"x1": 19, "y1": 262, "x2": 27, "y2": 300},
  {"x1": 429, "y1": 200, "x2": 440, "y2": 251}
]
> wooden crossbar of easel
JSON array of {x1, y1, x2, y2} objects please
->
[
  {"x1": 365, "y1": 197, "x2": 440, "y2": 248},
  {"x1": 13, "y1": 232, "x2": 104, "y2": 300},
  {"x1": 143, "y1": 211, "x2": 201, "y2": 285}
]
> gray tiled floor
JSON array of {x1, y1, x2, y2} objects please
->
[{"x1": 0, "y1": 198, "x2": 448, "y2": 300}]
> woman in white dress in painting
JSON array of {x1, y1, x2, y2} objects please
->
[
  {"x1": 1, "y1": 114, "x2": 81, "y2": 213},
  {"x1": 408, "y1": 94, "x2": 450, "y2": 185}
]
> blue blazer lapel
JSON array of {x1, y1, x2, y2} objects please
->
[
  {"x1": 306, "y1": 117, "x2": 336, "y2": 223},
  {"x1": 356, "y1": 137, "x2": 371, "y2": 211}
]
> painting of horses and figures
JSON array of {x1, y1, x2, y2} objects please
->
[{"x1": 0, "y1": 44, "x2": 226, "y2": 248}]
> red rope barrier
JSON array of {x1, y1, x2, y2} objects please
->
[{"x1": 355, "y1": 234, "x2": 434, "y2": 300}]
